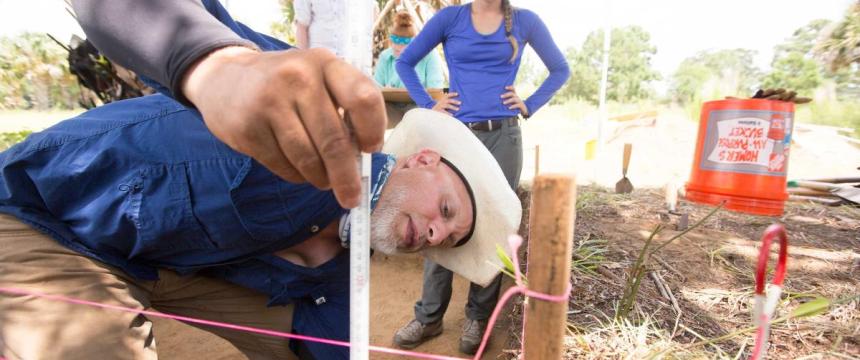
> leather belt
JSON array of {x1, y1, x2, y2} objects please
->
[{"x1": 465, "y1": 117, "x2": 519, "y2": 131}]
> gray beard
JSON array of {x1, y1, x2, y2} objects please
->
[{"x1": 369, "y1": 186, "x2": 406, "y2": 255}]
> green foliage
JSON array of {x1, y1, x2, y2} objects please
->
[
  {"x1": 555, "y1": 26, "x2": 660, "y2": 105},
  {"x1": 761, "y1": 52, "x2": 823, "y2": 94},
  {"x1": 571, "y1": 238, "x2": 608, "y2": 276},
  {"x1": 616, "y1": 205, "x2": 722, "y2": 320},
  {"x1": 270, "y1": 0, "x2": 296, "y2": 44},
  {"x1": 669, "y1": 20, "x2": 853, "y2": 108},
  {"x1": 776, "y1": 19, "x2": 833, "y2": 60},
  {"x1": 669, "y1": 49, "x2": 761, "y2": 105},
  {"x1": 514, "y1": 50, "x2": 548, "y2": 91},
  {"x1": 495, "y1": 243, "x2": 528, "y2": 284},
  {"x1": 816, "y1": 2, "x2": 860, "y2": 72},
  {"x1": 830, "y1": 64, "x2": 860, "y2": 99},
  {"x1": 555, "y1": 47, "x2": 599, "y2": 104},
  {"x1": 616, "y1": 224, "x2": 659, "y2": 321},
  {"x1": 760, "y1": 16, "x2": 860, "y2": 133},
  {"x1": 796, "y1": 99, "x2": 860, "y2": 136},
  {"x1": 797, "y1": 13, "x2": 860, "y2": 100},
  {"x1": 671, "y1": 49, "x2": 762, "y2": 123},
  {"x1": 762, "y1": 17, "x2": 860, "y2": 101},
  {"x1": 761, "y1": 19, "x2": 843, "y2": 99},
  {"x1": 0, "y1": 33, "x2": 81, "y2": 110},
  {"x1": 669, "y1": 61, "x2": 711, "y2": 105},
  {"x1": 0, "y1": 131, "x2": 33, "y2": 151},
  {"x1": 790, "y1": 297, "x2": 831, "y2": 318}
]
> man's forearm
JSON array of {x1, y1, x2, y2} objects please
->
[{"x1": 70, "y1": 0, "x2": 258, "y2": 103}]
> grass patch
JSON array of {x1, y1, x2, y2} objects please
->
[
  {"x1": 795, "y1": 100, "x2": 860, "y2": 137},
  {"x1": 566, "y1": 313, "x2": 709, "y2": 359},
  {"x1": 0, "y1": 130, "x2": 32, "y2": 150},
  {"x1": 571, "y1": 238, "x2": 608, "y2": 276},
  {"x1": 576, "y1": 187, "x2": 609, "y2": 213}
]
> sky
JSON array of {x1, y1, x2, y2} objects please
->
[{"x1": 0, "y1": 0, "x2": 854, "y2": 89}]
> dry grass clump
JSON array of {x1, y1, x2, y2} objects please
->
[
  {"x1": 503, "y1": 185, "x2": 859, "y2": 359},
  {"x1": 564, "y1": 311, "x2": 711, "y2": 360}
]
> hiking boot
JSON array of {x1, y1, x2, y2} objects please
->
[
  {"x1": 393, "y1": 319, "x2": 443, "y2": 349},
  {"x1": 458, "y1": 318, "x2": 488, "y2": 355}
]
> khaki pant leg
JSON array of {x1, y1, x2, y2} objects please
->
[
  {"x1": 150, "y1": 270, "x2": 298, "y2": 360},
  {"x1": 0, "y1": 215, "x2": 156, "y2": 360}
]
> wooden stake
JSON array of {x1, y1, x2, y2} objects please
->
[
  {"x1": 524, "y1": 174, "x2": 576, "y2": 359},
  {"x1": 534, "y1": 145, "x2": 541, "y2": 177}
]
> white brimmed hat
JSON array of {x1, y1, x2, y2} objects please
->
[{"x1": 382, "y1": 108, "x2": 522, "y2": 286}]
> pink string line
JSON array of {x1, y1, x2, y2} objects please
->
[
  {"x1": 0, "y1": 286, "x2": 463, "y2": 360},
  {"x1": 0, "y1": 235, "x2": 570, "y2": 359},
  {"x1": 473, "y1": 235, "x2": 572, "y2": 358}
]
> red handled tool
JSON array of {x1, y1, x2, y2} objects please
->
[{"x1": 750, "y1": 224, "x2": 788, "y2": 360}]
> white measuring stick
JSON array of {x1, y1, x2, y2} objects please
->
[
  {"x1": 349, "y1": 153, "x2": 371, "y2": 360},
  {"x1": 343, "y1": 2, "x2": 373, "y2": 358},
  {"x1": 344, "y1": 0, "x2": 373, "y2": 76}
]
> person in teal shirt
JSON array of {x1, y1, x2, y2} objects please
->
[
  {"x1": 375, "y1": 10, "x2": 445, "y2": 126},
  {"x1": 375, "y1": 48, "x2": 443, "y2": 89}
]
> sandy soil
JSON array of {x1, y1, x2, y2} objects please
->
[
  {"x1": 150, "y1": 253, "x2": 513, "y2": 360},
  {"x1": 0, "y1": 110, "x2": 82, "y2": 133},
  {"x1": 366, "y1": 254, "x2": 513, "y2": 360}
]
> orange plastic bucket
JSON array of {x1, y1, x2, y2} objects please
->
[{"x1": 685, "y1": 99, "x2": 795, "y2": 216}]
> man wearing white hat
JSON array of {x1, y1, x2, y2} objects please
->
[{"x1": 0, "y1": 101, "x2": 521, "y2": 360}]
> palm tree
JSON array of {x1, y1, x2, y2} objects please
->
[{"x1": 816, "y1": 1, "x2": 860, "y2": 71}]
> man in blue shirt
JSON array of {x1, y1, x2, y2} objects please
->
[
  {"x1": 0, "y1": 2, "x2": 522, "y2": 359},
  {"x1": 0, "y1": 102, "x2": 521, "y2": 359}
]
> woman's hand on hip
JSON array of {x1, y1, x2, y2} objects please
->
[
  {"x1": 431, "y1": 92, "x2": 461, "y2": 115},
  {"x1": 502, "y1": 86, "x2": 529, "y2": 117},
  {"x1": 181, "y1": 46, "x2": 386, "y2": 209}
]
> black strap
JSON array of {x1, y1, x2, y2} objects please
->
[{"x1": 439, "y1": 157, "x2": 476, "y2": 248}]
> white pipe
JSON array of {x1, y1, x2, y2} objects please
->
[
  {"x1": 597, "y1": 2, "x2": 611, "y2": 152},
  {"x1": 594, "y1": 0, "x2": 611, "y2": 184}
]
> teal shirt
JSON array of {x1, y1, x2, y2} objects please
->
[{"x1": 374, "y1": 48, "x2": 444, "y2": 89}]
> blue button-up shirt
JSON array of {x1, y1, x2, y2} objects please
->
[{"x1": 0, "y1": 2, "x2": 386, "y2": 358}]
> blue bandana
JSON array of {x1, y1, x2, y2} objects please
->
[
  {"x1": 338, "y1": 154, "x2": 397, "y2": 247},
  {"x1": 390, "y1": 34, "x2": 412, "y2": 45}
]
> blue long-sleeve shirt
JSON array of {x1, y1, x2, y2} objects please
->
[{"x1": 395, "y1": 4, "x2": 570, "y2": 123}]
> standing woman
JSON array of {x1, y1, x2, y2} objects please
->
[{"x1": 393, "y1": 0, "x2": 569, "y2": 355}]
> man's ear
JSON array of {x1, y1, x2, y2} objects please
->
[{"x1": 403, "y1": 148, "x2": 442, "y2": 169}]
